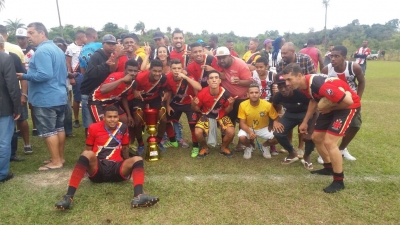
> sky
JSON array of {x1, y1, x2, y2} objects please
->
[{"x1": 0, "y1": 0, "x2": 398, "y2": 37}]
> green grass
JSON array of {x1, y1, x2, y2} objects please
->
[{"x1": 2, "y1": 61, "x2": 400, "y2": 224}]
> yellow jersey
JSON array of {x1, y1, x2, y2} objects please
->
[
  {"x1": 237, "y1": 99, "x2": 278, "y2": 130},
  {"x1": 242, "y1": 50, "x2": 260, "y2": 65}
]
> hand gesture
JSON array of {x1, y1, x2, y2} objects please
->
[
  {"x1": 122, "y1": 74, "x2": 134, "y2": 83},
  {"x1": 272, "y1": 84, "x2": 278, "y2": 94},
  {"x1": 189, "y1": 95, "x2": 199, "y2": 105},
  {"x1": 144, "y1": 42, "x2": 151, "y2": 56},
  {"x1": 177, "y1": 72, "x2": 187, "y2": 80},
  {"x1": 115, "y1": 43, "x2": 126, "y2": 57},
  {"x1": 134, "y1": 90, "x2": 144, "y2": 101},
  {"x1": 106, "y1": 57, "x2": 115, "y2": 66},
  {"x1": 228, "y1": 96, "x2": 238, "y2": 104}
]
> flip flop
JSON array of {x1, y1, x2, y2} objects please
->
[
  {"x1": 281, "y1": 157, "x2": 299, "y2": 164},
  {"x1": 38, "y1": 166, "x2": 63, "y2": 171},
  {"x1": 301, "y1": 159, "x2": 314, "y2": 170},
  {"x1": 43, "y1": 159, "x2": 66, "y2": 164}
]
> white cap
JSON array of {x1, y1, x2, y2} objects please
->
[
  {"x1": 215, "y1": 46, "x2": 230, "y2": 57},
  {"x1": 16, "y1": 28, "x2": 27, "y2": 37}
]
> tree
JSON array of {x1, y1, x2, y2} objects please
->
[
  {"x1": 0, "y1": 0, "x2": 5, "y2": 11},
  {"x1": 167, "y1": 26, "x2": 172, "y2": 34},
  {"x1": 4, "y1": 18, "x2": 25, "y2": 34},
  {"x1": 134, "y1": 21, "x2": 146, "y2": 35}
]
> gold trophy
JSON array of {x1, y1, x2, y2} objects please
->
[{"x1": 138, "y1": 107, "x2": 164, "y2": 162}]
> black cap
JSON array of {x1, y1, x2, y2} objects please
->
[
  {"x1": 53, "y1": 37, "x2": 67, "y2": 46},
  {"x1": 153, "y1": 31, "x2": 164, "y2": 40},
  {"x1": 102, "y1": 34, "x2": 117, "y2": 43},
  {"x1": 275, "y1": 73, "x2": 286, "y2": 84}
]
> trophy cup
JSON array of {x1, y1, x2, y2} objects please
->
[{"x1": 143, "y1": 108, "x2": 161, "y2": 162}]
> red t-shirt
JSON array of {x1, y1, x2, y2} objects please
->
[
  {"x1": 230, "y1": 50, "x2": 239, "y2": 57},
  {"x1": 186, "y1": 54, "x2": 222, "y2": 88},
  {"x1": 220, "y1": 57, "x2": 253, "y2": 99},
  {"x1": 196, "y1": 86, "x2": 231, "y2": 119},
  {"x1": 90, "y1": 72, "x2": 134, "y2": 104},
  {"x1": 166, "y1": 72, "x2": 196, "y2": 105},
  {"x1": 300, "y1": 75, "x2": 361, "y2": 109},
  {"x1": 115, "y1": 55, "x2": 143, "y2": 73},
  {"x1": 86, "y1": 121, "x2": 129, "y2": 162},
  {"x1": 170, "y1": 44, "x2": 190, "y2": 68},
  {"x1": 135, "y1": 70, "x2": 167, "y2": 101}
]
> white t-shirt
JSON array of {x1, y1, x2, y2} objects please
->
[{"x1": 65, "y1": 42, "x2": 83, "y2": 72}]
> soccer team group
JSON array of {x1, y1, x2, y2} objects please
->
[{"x1": 6, "y1": 23, "x2": 369, "y2": 209}]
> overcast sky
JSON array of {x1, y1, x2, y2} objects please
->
[{"x1": 0, "y1": 0, "x2": 398, "y2": 37}]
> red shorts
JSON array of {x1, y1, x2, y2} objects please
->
[{"x1": 314, "y1": 108, "x2": 358, "y2": 136}]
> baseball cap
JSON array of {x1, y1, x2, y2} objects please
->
[
  {"x1": 53, "y1": 37, "x2": 67, "y2": 46},
  {"x1": 102, "y1": 34, "x2": 117, "y2": 43},
  {"x1": 275, "y1": 73, "x2": 286, "y2": 84},
  {"x1": 16, "y1": 28, "x2": 27, "y2": 37},
  {"x1": 215, "y1": 46, "x2": 230, "y2": 57},
  {"x1": 153, "y1": 31, "x2": 164, "y2": 40},
  {"x1": 263, "y1": 39, "x2": 273, "y2": 46}
]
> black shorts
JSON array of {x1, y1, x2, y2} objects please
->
[
  {"x1": 88, "y1": 159, "x2": 130, "y2": 183},
  {"x1": 314, "y1": 108, "x2": 358, "y2": 136},
  {"x1": 130, "y1": 97, "x2": 163, "y2": 112},
  {"x1": 166, "y1": 103, "x2": 198, "y2": 124},
  {"x1": 89, "y1": 102, "x2": 126, "y2": 123},
  {"x1": 227, "y1": 98, "x2": 247, "y2": 124}
]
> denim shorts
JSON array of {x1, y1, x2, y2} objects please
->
[
  {"x1": 72, "y1": 73, "x2": 83, "y2": 102},
  {"x1": 17, "y1": 104, "x2": 29, "y2": 121},
  {"x1": 33, "y1": 105, "x2": 66, "y2": 138},
  {"x1": 81, "y1": 94, "x2": 93, "y2": 128}
]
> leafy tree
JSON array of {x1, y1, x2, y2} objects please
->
[
  {"x1": 134, "y1": 21, "x2": 146, "y2": 35},
  {"x1": 0, "y1": 0, "x2": 4, "y2": 11}
]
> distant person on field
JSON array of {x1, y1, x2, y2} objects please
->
[
  {"x1": 323, "y1": 45, "x2": 334, "y2": 66},
  {"x1": 225, "y1": 40, "x2": 239, "y2": 57},
  {"x1": 299, "y1": 38, "x2": 324, "y2": 72},
  {"x1": 354, "y1": 40, "x2": 370, "y2": 75}
]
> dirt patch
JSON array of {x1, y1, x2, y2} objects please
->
[{"x1": 21, "y1": 169, "x2": 73, "y2": 187}]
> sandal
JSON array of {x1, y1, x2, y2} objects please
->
[
  {"x1": 281, "y1": 157, "x2": 299, "y2": 164},
  {"x1": 301, "y1": 159, "x2": 314, "y2": 170},
  {"x1": 43, "y1": 159, "x2": 66, "y2": 164}
]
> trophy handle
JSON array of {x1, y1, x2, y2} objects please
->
[
  {"x1": 136, "y1": 108, "x2": 146, "y2": 125},
  {"x1": 157, "y1": 107, "x2": 167, "y2": 124}
]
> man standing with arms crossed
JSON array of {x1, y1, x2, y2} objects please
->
[
  {"x1": 282, "y1": 63, "x2": 361, "y2": 193},
  {"x1": 17, "y1": 22, "x2": 67, "y2": 171},
  {"x1": 354, "y1": 40, "x2": 370, "y2": 75}
]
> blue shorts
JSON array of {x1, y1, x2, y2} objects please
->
[
  {"x1": 17, "y1": 104, "x2": 29, "y2": 121},
  {"x1": 72, "y1": 73, "x2": 83, "y2": 102},
  {"x1": 33, "y1": 105, "x2": 66, "y2": 138},
  {"x1": 81, "y1": 94, "x2": 93, "y2": 128}
]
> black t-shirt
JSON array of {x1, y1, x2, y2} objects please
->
[
  {"x1": 271, "y1": 89, "x2": 309, "y2": 113},
  {"x1": 8, "y1": 52, "x2": 26, "y2": 74}
]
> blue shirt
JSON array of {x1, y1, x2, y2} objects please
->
[
  {"x1": 79, "y1": 42, "x2": 102, "y2": 69},
  {"x1": 23, "y1": 40, "x2": 67, "y2": 107}
]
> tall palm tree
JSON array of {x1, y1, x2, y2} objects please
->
[
  {"x1": 323, "y1": 0, "x2": 330, "y2": 47},
  {"x1": 0, "y1": 0, "x2": 5, "y2": 11},
  {"x1": 134, "y1": 21, "x2": 146, "y2": 35},
  {"x1": 4, "y1": 18, "x2": 25, "y2": 34}
]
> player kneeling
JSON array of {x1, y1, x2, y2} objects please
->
[
  {"x1": 238, "y1": 83, "x2": 284, "y2": 159},
  {"x1": 55, "y1": 106, "x2": 159, "y2": 210}
]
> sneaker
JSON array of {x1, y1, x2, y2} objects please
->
[
  {"x1": 270, "y1": 145, "x2": 279, "y2": 156},
  {"x1": 317, "y1": 156, "x2": 324, "y2": 164},
  {"x1": 220, "y1": 148, "x2": 233, "y2": 158},
  {"x1": 191, "y1": 147, "x2": 199, "y2": 158},
  {"x1": 32, "y1": 129, "x2": 39, "y2": 136},
  {"x1": 55, "y1": 195, "x2": 73, "y2": 210},
  {"x1": 164, "y1": 141, "x2": 178, "y2": 148},
  {"x1": 243, "y1": 147, "x2": 253, "y2": 159},
  {"x1": 297, "y1": 148, "x2": 304, "y2": 159},
  {"x1": 197, "y1": 148, "x2": 210, "y2": 158},
  {"x1": 341, "y1": 148, "x2": 356, "y2": 161},
  {"x1": 158, "y1": 143, "x2": 166, "y2": 152},
  {"x1": 73, "y1": 120, "x2": 80, "y2": 128},
  {"x1": 261, "y1": 145, "x2": 272, "y2": 159},
  {"x1": 137, "y1": 145, "x2": 145, "y2": 155},
  {"x1": 179, "y1": 139, "x2": 189, "y2": 148},
  {"x1": 131, "y1": 194, "x2": 159, "y2": 208},
  {"x1": 24, "y1": 145, "x2": 33, "y2": 155}
]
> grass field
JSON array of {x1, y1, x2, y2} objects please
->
[{"x1": 1, "y1": 61, "x2": 399, "y2": 225}]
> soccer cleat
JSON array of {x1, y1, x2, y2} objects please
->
[
  {"x1": 55, "y1": 195, "x2": 73, "y2": 210},
  {"x1": 197, "y1": 148, "x2": 210, "y2": 159},
  {"x1": 137, "y1": 145, "x2": 145, "y2": 155},
  {"x1": 317, "y1": 156, "x2": 324, "y2": 164},
  {"x1": 73, "y1": 120, "x2": 80, "y2": 128},
  {"x1": 341, "y1": 148, "x2": 356, "y2": 161},
  {"x1": 243, "y1": 147, "x2": 253, "y2": 159},
  {"x1": 323, "y1": 181, "x2": 345, "y2": 193},
  {"x1": 179, "y1": 139, "x2": 190, "y2": 148},
  {"x1": 24, "y1": 145, "x2": 33, "y2": 155},
  {"x1": 131, "y1": 194, "x2": 159, "y2": 208},
  {"x1": 191, "y1": 147, "x2": 199, "y2": 158},
  {"x1": 261, "y1": 145, "x2": 272, "y2": 159},
  {"x1": 220, "y1": 148, "x2": 233, "y2": 158}
]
